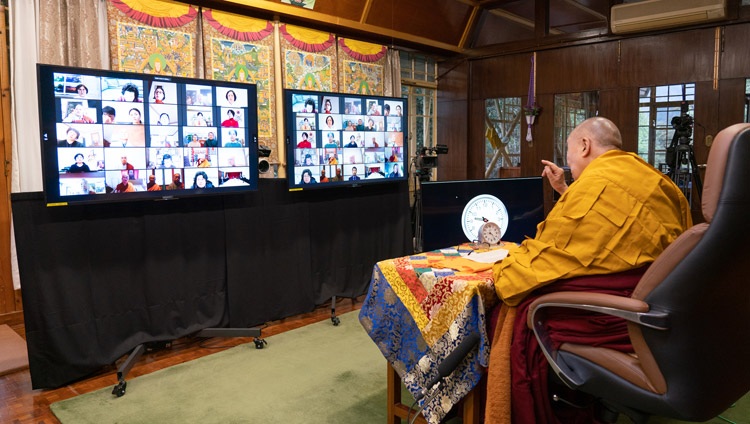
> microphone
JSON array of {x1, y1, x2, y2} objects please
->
[{"x1": 415, "y1": 332, "x2": 480, "y2": 401}]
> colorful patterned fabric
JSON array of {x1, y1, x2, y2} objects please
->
[
  {"x1": 107, "y1": 0, "x2": 197, "y2": 77},
  {"x1": 202, "y1": 11, "x2": 277, "y2": 161},
  {"x1": 337, "y1": 38, "x2": 386, "y2": 95},
  {"x1": 359, "y1": 244, "x2": 499, "y2": 424},
  {"x1": 280, "y1": 24, "x2": 337, "y2": 92}
]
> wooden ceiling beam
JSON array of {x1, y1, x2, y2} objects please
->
[
  {"x1": 488, "y1": 8, "x2": 563, "y2": 35},
  {"x1": 459, "y1": 5, "x2": 482, "y2": 49},
  {"x1": 478, "y1": 0, "x2": 524, "y2": 9},
  {"x1": 562, "y1": 0, "x2": 607, "y2": 21},
  {"x1": 360, "y1": 0, "x2": 373, "y2": 24},
  {"x1": 183, "y1": 0, "x2": 464, "y2": 54},
  {"x1": 536, "y1": 0, "x2": 550, "y2": 38}
]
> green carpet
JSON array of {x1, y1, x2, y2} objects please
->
[
  {"x1": 51, "y1": 310, "x2": 750, "y2": 424},
  {"x1": 51, "y1": 311, "x2": 393, "y2": 424}
]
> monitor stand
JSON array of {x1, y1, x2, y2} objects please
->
[{"x1": 111, "y1": 326, "x2": 265, "y2": 397}]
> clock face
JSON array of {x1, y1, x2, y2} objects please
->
[
  {"x1": 461, "y1": 194, "x2": 509, "y2": 242},
  {"x1": 480, "y1": 222, "x2": 502, "y2": 245}
]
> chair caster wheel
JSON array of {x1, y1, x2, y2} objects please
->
[
  {"x1": 112, "y1": 380, "x2": 127, "y2": 397},
  {"x1": 331, "y1": 316, "x2": 340, "y2": 326},
  {"x1": 254, "y1": 338, "x2": 267, "y2": 349}
]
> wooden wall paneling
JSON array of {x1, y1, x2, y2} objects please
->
[
  {"x1": 597, "y1": 87, "x2": 640, "y2": 152},
  {"x1": 467, "y1": 98, "x2": 486, "y2": 181},
  {"x1": 536, "y1": 43, "x2": 620, "y2": 94},
  {"x1": 367, "y1": 0, "x2": 473, "y2": 46},
  {"x1": 0, "y1": 5, "x2": 13, "y2": 317},
  {"x1": 721, "y1": 24, "x2": 750, "y2": 79},
  {"x1": 438, "y1": 59, "x2": 469, "y2": 102},
  {"x1": 619, "y1": 28, "x2": 716, "y2": 87},
  {"x1": 717, "y1": 78, "x2": 747, "y2": 130},
  {"x1": 693, "y1": 81, "x2": 720, "y2": 165},
  {"x1": 437, "y1": 60, "x2": 470, "y2": 181},
  {"x1": 469, "y1": 53, "x2": 531, "y2": 99},
  {"x1": 437, "y1": 98, "x2": 469, "y2": 180},
  {"x1": 521, "y1": 92, "x2": 555, "y2": 212}
]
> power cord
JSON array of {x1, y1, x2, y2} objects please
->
[{"x1": 407, "y1": 387, "x2": 440, "y2": 424}]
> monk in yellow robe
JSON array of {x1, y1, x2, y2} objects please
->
[{"x1": 485, "y1": 117, "x2": 692, "y2": 423}]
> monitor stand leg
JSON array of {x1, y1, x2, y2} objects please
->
[
  {"x1": 110, "y1": 326, "x2": 266, "y2": 397},
  {"x1": 331, "y1": 296, "x2": 341, "y2": 326},
  {"x1": 112, "y1": 343, "x2": 145, "y2": 397}
]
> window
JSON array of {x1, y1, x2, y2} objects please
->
[
  {"x1": 484, "y1": 98, "x2": 522, "y2": 178},
  {"x1": 400, "y1": 52, "x2": 437, "y2": 164},
  {"x1": 637, "y1": 83, "x2": 695, "y2": 169},
  {"x1": 553, "y1": 92, "x2": 599, "y2": 166}
]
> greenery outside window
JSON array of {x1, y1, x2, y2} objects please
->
[
  {"x1": 400, "y1": 52, "x2": 437, "y2": 178},
  {"x1": 400, "y1": 52, "x2": 437, "y2": 154},
  {"x1": 484, "y1": 98, "x2": 522, "y2": 178}
]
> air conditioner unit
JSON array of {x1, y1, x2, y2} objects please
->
[{"x1": 611, "y1": 0, "x2": 726, "y2": 34}]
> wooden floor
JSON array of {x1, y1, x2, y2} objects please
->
[{"x1": 0, "y1": 297, "x2": 363, "y2": 424}]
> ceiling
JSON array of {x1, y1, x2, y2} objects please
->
[
  {"x1": 191, "y1": 0, "x2": 626, "y2": 56},
  {"x1": 189, "y1": 0, "x2": 747, "y2": 58}
]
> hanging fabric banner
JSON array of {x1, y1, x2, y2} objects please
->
[
  {"x1": 203, "y1": 10, "x2": 276, "y2": 154},
  {"x1": 337, "y1": 38, "x2": 387, "y2": 95},
  {"x1": 280, "y1": 24, "x2": 337, "y2": 91},
  {"x1": 107, "y1": 0, "x2": 198, "y2": 77}
]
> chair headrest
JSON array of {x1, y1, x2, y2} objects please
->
[{"x1": 701, "y1": 123, "x2": 750, "y2": 222}]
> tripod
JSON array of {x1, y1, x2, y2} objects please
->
[
  {"x1": 667, "y1": 134, "x2": 702, "y2": 206},
  {"x1": 410, "y1": 157, "x2": 432, "y2": 253}
]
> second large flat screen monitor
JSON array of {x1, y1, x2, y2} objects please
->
[{"x1": 284, "y1": 89, "x2": 408, "y2": 190}]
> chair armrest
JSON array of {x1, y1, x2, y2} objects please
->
[
  {"x1": 526, "y1": 291, "x2": 667, "y2": 390},
  {"x1": 526, "y1": 291, "x2": 667, "y2": 331}
]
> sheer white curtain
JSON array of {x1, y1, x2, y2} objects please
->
[
  {"x1": 9, "y1": 0, "x2": 108, "y2": 289},
  {"x1": 384, "y1": 48, "x2": 401, "y2": 97}
]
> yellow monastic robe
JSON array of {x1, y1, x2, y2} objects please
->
[
  {"x1": 485, "y1": 150, "x2": 692, "y2": 424},
  {"x1": 494, "y1": 149, "x2": 693, "y2": 305}
]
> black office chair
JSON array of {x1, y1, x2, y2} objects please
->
[{"x1": 526, "y1": 123, "x2": 750, "y2": 423}]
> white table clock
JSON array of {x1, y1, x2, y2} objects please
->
[{"x1": 461, "y1": 194, "x2": 509, "y2": 244}]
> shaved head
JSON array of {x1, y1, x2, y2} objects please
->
[
  {"x1": 572, "y1": 117, "x2": 622, "y2": 150},
  {"x1": 566, "y1": 117, "x2": 623, "y2": 179}
]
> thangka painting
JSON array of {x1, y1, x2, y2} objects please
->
[
  {"x1": 337, "y1": 38, "x2": 387, "y2": 95},
  {"x1": 202, "y1": 11, "x2": 276, "y2": 155},
  {"x1": 280, "y1": 24, "x2": 338, "y2": 92},
  {"x1": 107, "y1": 0, "x2": 197, "y2": 77},
  {"x1": 281, "y1": 0, "x2": 316, "y2": 9}
]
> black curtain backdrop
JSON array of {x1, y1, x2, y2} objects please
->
[{"x1": 12, "y1": 179, "x2": 411, "y2": 389}]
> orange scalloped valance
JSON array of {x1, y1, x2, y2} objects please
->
[
  {"x1": 280, "y1": 24, "x2": 334, "y2": 52},
  {"x1": 203, "y1": 10, "x2": 273, "y2": 41},
  {"x1": 110, "y1": 0, "x2": 197, "y2": 27},
  {"x1": 338, "y1": 38, "x2": 387, "y2": 62}
]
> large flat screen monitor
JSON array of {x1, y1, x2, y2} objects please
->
[
  {"x1": 283, "y1": 89, "x2": 407, "y2": 190},
  {"x1": 421, "y1": 177, "x2": 545, "y2": 252},
  {"x1": 37, "y1": 64, "x2": 260, "y2": 206}
]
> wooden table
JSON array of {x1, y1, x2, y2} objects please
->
[{"x1": 359, "y1": 244, "x2": 500, "y2": 424}]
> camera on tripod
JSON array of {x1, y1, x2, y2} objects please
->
[
  {"x1": 416, "y1": 144, "x2": 448, "y2": 181},
  {"x1": 665, "y1": 100, "x2": 703, "y2": 204},
  {"x1": 670, "y1": 103, "x2": 694, "y2": 145}
]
